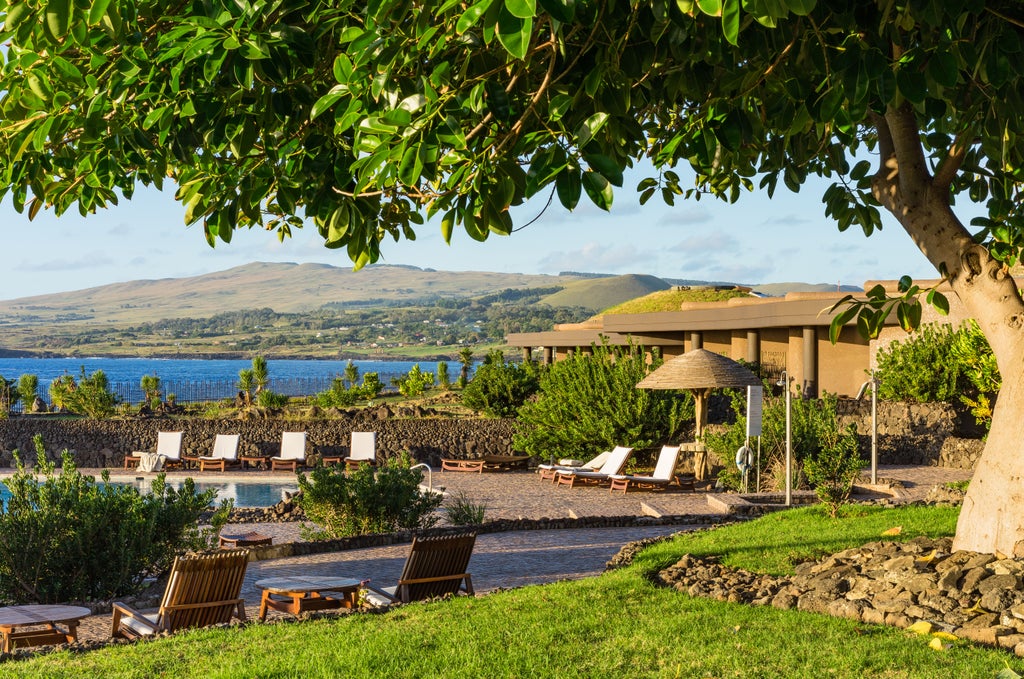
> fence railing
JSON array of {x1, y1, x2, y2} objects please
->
[{"x1": 11, "y1": 371, "x2": 409, "y2": 411}]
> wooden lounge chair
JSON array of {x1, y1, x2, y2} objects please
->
[
  {"x1": 554, "y1": 446, "x2": 633, "y2": 488},
  {"x1": 608, "y1": 445, "x2": 682, "y2": 494},
  {"x1": 270, "y1": 431, "x2": 307, "y2": 471},
  {"x1": 363, "y1": 532, "x2": 476, "y2": 606},
  {"x1": 124, "y1": 431, "x2": 184, "y2": 470},
  {"x1": 537, "y1": 450, "x2": 611, "y2": 482},
  {"x1": 198, "y1": 434, "x2": 241, "y2": 472},
  {"x1": 344, "y1": 431, "x2": 377, "y2": 469},
  {"x1": 111, "y1": 550, "x2": 249, "y2": 640}
]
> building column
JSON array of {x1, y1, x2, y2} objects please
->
[
  {"x1": 542, "y1": 347, "x2": 553, "y2": 365},
  {"x1": 802, "y1": 327, "x2": 817, "y2": 398},
  {"x1": 746, "y1": 331, "x2": 759, "y2": 365},
  {"x1": 690, "y1": 332, "x2": 702, "y2": 351},
  {"x1": 522, "y1": 347, "x2": 532, "y2": 362}
]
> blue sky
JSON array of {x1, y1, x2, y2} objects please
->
[{"x1": 2, "y1": 163, "x2": 949, "y2": 301}]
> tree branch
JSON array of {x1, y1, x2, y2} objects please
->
[
  {"x1": 884, "y1": 102, "x2": 931, "y2": 205},
  {"x1": 932, "y1": 128, "x2": 972, "y2": 190}
]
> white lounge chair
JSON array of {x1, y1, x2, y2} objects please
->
[
  {"x1": 198, "y1": 434, "x2": 241, "y2": 472},
  {"x1": 270, "y1": 432, "x2": 307, "y2": 471},
  {"x1": 554, "y1": 446, "x2": 634, "y2": 488},
  {"x1": 345, "y1": 431, "x2": 377, "y2": 469},
  {"x1": 608, "y1": 445, "x2": 682, "y2": 494},
  {"x1": 537, "y1": 450, "x2": 611, "y2": 482},
  {"x1": 125, "y1": 431, "x2": 184, "y2": 470}
]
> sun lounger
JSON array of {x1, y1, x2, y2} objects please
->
[
  {"x1": 124, "y1": 431, "x2": 183, "y2": 470},
  {"x1": 198, "y1": 434, "x2": 241, "y2": 472},
  {"x1": 554, "y1": 446, "x2": 633, "y2": 488},
  {"x1": 537, "y1": 450, "x2": 611, "y2": 482},
  {"x1": 270, "y1": 431, "x2": 307, "y2": 471},
  {"x1": 608, "y1": 445, "x2": 682, "y2": 493},
  {"x1": 363, "y1": 532, "x2": 476, "y2": 607}
]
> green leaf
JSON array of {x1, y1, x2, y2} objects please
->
[
  {"x1": 786, "y1": 0, "x2": 816, "y2": 15},
  {"x1": 311, "y1": 86, "x2": 346, "y2": 121},
  {"x1": 896, "y1": 67, "x2": 927, "y2": 104},
  {"x1": 695, "y1": 0, "x2": 722, "y2": 16},
  {"x1": 4, "y1": 3, "x2": 31, "y2": 32},
  {"x1": 504, "y1": 0, "x2": 536, "y2": 19},
  {"x1": 583, "y1": 153, "x2": 623, "y2": 187},
  {"x1": 897, "y1": 275, "x2": 913, "y2": 293},
  {"x1": 556, "y1": 168, "x2": 581, "y2": 209},
  {"x1": 45, "y1": 0, "x2": 71, "y2": 40},
  {"x1": 537, "y1": 0, "x2": 574, "y2": 23},
  {"x1": 721, "y1": 0, "x2": 740, "y2": 45},
  {"x1": 927, "y1": 51, "x2": 959, "y2": 88},
  {"x1": 87, "y1": 0, "x2": 112, "y2": 25},
  {"x1": 582, "y1": 171, "x2": 613, "y2": 210},
  {"x1": 576, "y1": 112, "x2": 609, "y2": 146},
  {"x1": 496, "y1": 6, "x2": 532, "y2": 60},
  {"x1": 441, "y1": 210, "x2": 455, "y2": 244},
  {"x1": 927, "y1": 289, "x2": 950, "y2": 316},
  {"x1": 457, "y1": 0, "x2": 494, "y2": 34}
]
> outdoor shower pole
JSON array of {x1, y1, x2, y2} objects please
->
[
  {"x1": 871, "y1": 370, "x2": 878, "y2": 485},
  {"x1": 783, "y1": 370, "x2": 792, "y2": 507}
]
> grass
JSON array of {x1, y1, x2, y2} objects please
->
[
  {"x1": 3, "y1": 504, "x2": 1020, "y2": 678},
  {"x1": 600, "y1": 287, "x2": 750, "y2": 316}
]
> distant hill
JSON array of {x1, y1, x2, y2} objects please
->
[
  {"x1": 539, "y1": 274, "x2": 671, "y2": 312},
  {"x1": 752, "y1": 282, "x2": 862, "y2": 296},
  {"x1": 0, "y1": 263, "x2": 577, "y2": 326}
]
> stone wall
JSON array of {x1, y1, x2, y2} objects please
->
[
  {"x1": 836, "y1": 398, "x2": 960, "y2": 466},
  {"x1": 0, "y1": 407, "x2": 517, "y2": 468}
]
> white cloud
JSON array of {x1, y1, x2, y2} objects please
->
[
  {"x1": 657, "y1": 208, "x2": 715, "y2": 226},
  {"x1": 669, "y1": 233, "x2": 740, "y2": 254},
  {"x1": 537, "y1": 243, "x2": 650, "y2": 274}
]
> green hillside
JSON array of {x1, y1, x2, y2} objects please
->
[{"x1": 539, "y1": 274, "x2": 670, "y2": 311}]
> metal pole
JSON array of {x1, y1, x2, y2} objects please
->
[
  {"x1": 785, "y1": 370, "x2": 792, "y2": 507},
  {"x1": 871, "y1": 370, "x2": 878, "y2": 485}
]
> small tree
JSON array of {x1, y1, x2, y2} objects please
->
[
  {"x1": 462, "y1": 350, "x2": 540, "y2": 417},
  {"x1": 16, "y1": 374, "x2": 38, "y2": 413},
  {"x1": 0, "y1": 375, "x2": 17, "y2": 417},
  {"x1": 360, "y1": 372, "x2": 384, "y2": 400},
  {"x1": 457, "y1": 348, "x2": 474, "y2": 389},
  {"x1": 344, "y1": 360, "x2": 360, "y2": 390},
  {"x1": 392, "y1": 364, "x2": 435, "y2": 398},
  {"x1": 251, "y1": 356, "x2": 269, "y2": 394},
  {"x1": 437, "y1": 361, "x2": 450, "y2": 390},
  {"x1": 237, "y1": 369, "x2": 255, "y2": 406},
  {"x1": 140, "y1": 374, "x2": 162, "y2": 410},
  {"x1": 48, "y1": 374, "x2": 76, "y2": 413}
]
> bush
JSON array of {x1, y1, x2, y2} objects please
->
[
  {"x1": 875, "y1": 323, "x2": 962, "y2": 402},
  {"x1": 437, "y1": 361, "x2": 450, "y2": 390},
  {"x1": 0, "y1": 435, "x2": 230, "y2": 604},
  {"x1": 0, "y1": 376, "x2": 17, "y2": 417},
  {"x1": 444, "y1": 490, "x2": 486, "y2": 526},
  {"x1": 48, "y1": 369, "x2": 117, "y2": 418},
  {"x1": 296, "y1": 453, "x2": 442, "y2": 539},
  {"x1": 256, "y1": 389, "x2": 289, "y2": 409},
  {"x1": 705, "y1": 389, "x2": 860, "y2": 494},
  {"x1": 804, "y1": 421, "x2": 864, "y2": 517},
  {"x1": 392, "y1": 364, "x2": 434, "y2": 397},
  {"x1": 461, "y1": 350, "x2": 540, "y2": 417},
  {"x1": 360, "y1": 372, "x2": 384, "y2": 400},
  {"x1": 514, "y1": 343, "x2": 692, "y2": 460},
  {"x1": 949, "y1": 320, "x2": 1001, "y2": 431},
  {"x1": 314, "y1": 377, "x2": 359, "y2": 408},
  {"x1": 16, "y1": 374, "x2": 37, "y2": 412}
]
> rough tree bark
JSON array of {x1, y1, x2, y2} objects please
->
[{"x1": 873, "y1": 104, "x2": 1024, "y2": 555}]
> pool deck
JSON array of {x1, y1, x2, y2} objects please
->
[{"x1": 13, "y1": 464, "x2": 970, "y2": 648}]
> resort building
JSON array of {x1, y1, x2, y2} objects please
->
[{"x1": 505, "y1": 279, "x2": 972, "y2": 399}]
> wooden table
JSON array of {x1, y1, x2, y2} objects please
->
[
  {"x1": 219, "y1": 531, "x2": 273, "y2": 548},
  {"x1": 0, "y1": 604, "x2": 91, "y2": 652},
  {"x1": 256, "y1": 576, "x2": 362, "y2": 621},
  {"x1": 239, "y1": 455, "x2": 267, "y2": 470},
  {"x1": 482, "y1": 455, "x2": 531, "y2": 471}
]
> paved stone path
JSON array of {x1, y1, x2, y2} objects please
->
[{"x1": 50, "y1": 464, "x2": 973, "y2": 645}]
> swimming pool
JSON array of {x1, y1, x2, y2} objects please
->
[{"x1": 0, "y1": 477, "x2": 300, "y2": 508}]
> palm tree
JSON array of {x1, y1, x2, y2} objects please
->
[{"x1": 457, "y1": 347, "x2": 474, "y2": 388}]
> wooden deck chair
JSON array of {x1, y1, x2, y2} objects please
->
[
  {"x1": 363, "y1": 532, "x2": 476, "y2": 606},
  {"x1": 198, "y1": 434, "x2": 241, "y2": 472},
  {"x1": 344, "y1": 431, "x2": 377, "y2": 469},
  {"x1": 124, "y1": 431, "x2": 184, "y2": 470},
  {"x1": 270, "y1": 431, "x2": 307, "y2": 471},
  {"x1": 554, "y1": 446, "x2": 633, "y2": 488},
  {"x1": 537, "y1": 450, "x2": 611, "y2": 482},
  {"x1": 608, "y1": 445, "x2": 682, "y2": 494},
  {"x1": 111, "y1": 550, "x2": 249, "y2": 640}
]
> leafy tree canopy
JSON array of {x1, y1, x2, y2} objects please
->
[{"x1": 2, "y1": 0, "x2": 1022, "y2": 275}]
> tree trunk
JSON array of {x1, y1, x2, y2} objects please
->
[{"x1": 872, "y1": 105, "x2": 1024, "y2": 555}]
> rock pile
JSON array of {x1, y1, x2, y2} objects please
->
[{"x1": 657, "y1": 535, "x2": 1024, "y2": 655}]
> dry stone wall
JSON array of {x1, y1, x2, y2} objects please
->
[{"x1": 0, "y1": 408, "x2": 516, "y2": 468}]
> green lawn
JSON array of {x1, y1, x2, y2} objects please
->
[{"x1": 3, "y1": 505, "x2": 1021, "y2": 678}]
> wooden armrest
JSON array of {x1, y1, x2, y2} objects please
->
[
  {"x1": 111, "y1": 601, "x2": 159, "y2": 636},
  {"x1": 362, "y1": 585, "x2": 399, "y2": 603}
]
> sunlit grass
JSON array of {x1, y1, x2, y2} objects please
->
[{"x1": 4, "y1": 504, "x2": 1018, "y2": 679}]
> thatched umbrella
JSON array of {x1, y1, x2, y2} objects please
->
[{"x1": 637, "y1": 349, "x2": 760, "y2": 479}]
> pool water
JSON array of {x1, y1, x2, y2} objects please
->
[{"x1": 0, "y1": 478, "x2": 299, "y2": 508}]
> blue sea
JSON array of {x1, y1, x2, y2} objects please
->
[{"x1": 0, "y1": 357, "x2": 474, "y2": 405}]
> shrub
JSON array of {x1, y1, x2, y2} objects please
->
[
  {"x1": 314, "y1": 377, "x2": 359, "y2": 408},
  {"x1": 140, "y1": 374, "x2": 162, "y2": 409},
  {"x1": 360, "y1": 372, "x2": 384, "y2": 400},
  {"x1": 444, "y1": 490, "x2": 486, "y2": 525},
  {"x1": 50, "y1": 369, "x2": 117, "y2": 418},
  {"x1": 256, "y1": 389, "x2": 289, "y2": 409},
  {"x1": 875, "y1": 323, "x2": 961, "y2": 402},
  {"x1": 0, "y1": 435, "x2": 230, "y2": 604},
  {"x1": 344, "y1": 360, "x2": 360, "y2": 389},
  {"x1": 804, "y1": 421, "x2": 864, "y2": 517},
  {"x1": 949, "y1": 320, "x2": 1000, "y2": 431},
  {"x1": 461, "y1": 350, "x2": 540, "y2": 417},
  {"x1": 514, "y1": 343, "x2": 692, "y2": 460},
  {"x1": 392, "y1": 364, "x2": 434, "y2": 397},
  {"x1": 437, "y1": 361, "x2": 450, "y2": 390},
  {"x1": 0, "y1": 376, "x2": 17, "y2": 417},
  {"x1": 296, "y1": 453, "x2": 442, "y2": 539}
]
